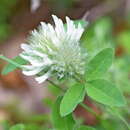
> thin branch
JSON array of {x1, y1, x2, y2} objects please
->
[
  {"x1": 47, "y1": 79, "x2": 65, "y2": 92},
  {"x1": 0, "y1": 55, "x2": 22, "y2": 68},
  {"x1": 80, "y1": 102, "x2": 101, "y2": 120}
]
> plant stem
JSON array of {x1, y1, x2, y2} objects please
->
[
  {"x1": 80, "y1": 102, "x2": 101, "y2": 120},
  {"x1": 73, "y1": 72, "x2": 86, "y2": 84},
  {"x1": 108, "y1": 107, "x2": 130, "y2": 130},
  {"x1": 119, "y1": 116, "x2": 130, "y2": 130},
  {"x1": 47, "y1": 79, "x2": 65, "y2": 92},
  {"x1": 73, "y1": 74, "x2": 103, "y2": 120},
  {"x1": 0, "y1": 55, "x2": 22, "y2": 68}
]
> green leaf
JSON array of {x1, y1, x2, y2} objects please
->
[
  {"x1": 60, "y1": 83, "x2": 85, "y2": 117},
  {"x1": 52, "y1": 97, "x2": 75, "y2": 130},
  {"x1": 78, "y1": 125, "x2": 96, "y2": 130},
  {"x1": 86, "y1": 48, "x2": 114, "y2": 81},
  {"x1": 86, "y1": 79, "x2": 126, "y2": 107},
  {"x1": 10, "y1": 124, "x2": 25, "y2": 130},
  {"x1": 1, "y1": 55, "x2": 28, "y2": 75},
  {"x1": 81, "y1": 17, "x2": 113, "y2": 57}
]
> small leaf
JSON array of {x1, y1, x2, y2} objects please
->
[
  {"x1": 60, "y1": 83, "x2": 85, "y2": 117},
  {"x1": 86, "y1": 79, "x2": 126, "y2": 107},
  {"x1": 10, "y1": 124, "x2": 25, "y2": 130},
  {"x1": 78, "y1": 125, "x2": 96, "y2": 130},
  {"x1": 52, "y1": 97, "x2": 75, "y2": 130},
  {"x1": 1, "y1": 56, "x2": 28, "y2": 75},
  {"x1": 86, "y1": 48, "x2": 114, "y2": 81}
]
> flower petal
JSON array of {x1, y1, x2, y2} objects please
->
[
  {"x1": 22, "y1": 66, "x2": 43, "y2": 76},
  {"x1": 35, "y1": 71, "x2": 51, "y2": 83},
  {"x1": 33, "y1": 50, "x2": 48, "y2": 58},
  {"x1": 52, "y1": 15, "x2": 65, "y2": 38},
  {"x1": 21, "y1": 43, "x2": 33, "y2": 52}
]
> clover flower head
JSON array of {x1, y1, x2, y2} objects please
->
[{"x1": 20, "y1": 15, "x2": 87, "y2": 83}]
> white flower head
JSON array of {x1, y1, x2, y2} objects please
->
[{"x1": 20, "y1": 15, "x2": 87, "y2": 83}]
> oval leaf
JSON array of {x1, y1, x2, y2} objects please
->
[
  {"x1": 86, "y1": 79, "x2": 126, "y2": 107},
  {"x1": 86, "y1": 48, "x2": 114, "y2": 81},
  {"x1": 60, "y1": 84, "x2": 85, "y2": 117},
  {"x1": 52, "y1": 97, "x2": 75, "y2": 130}
]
